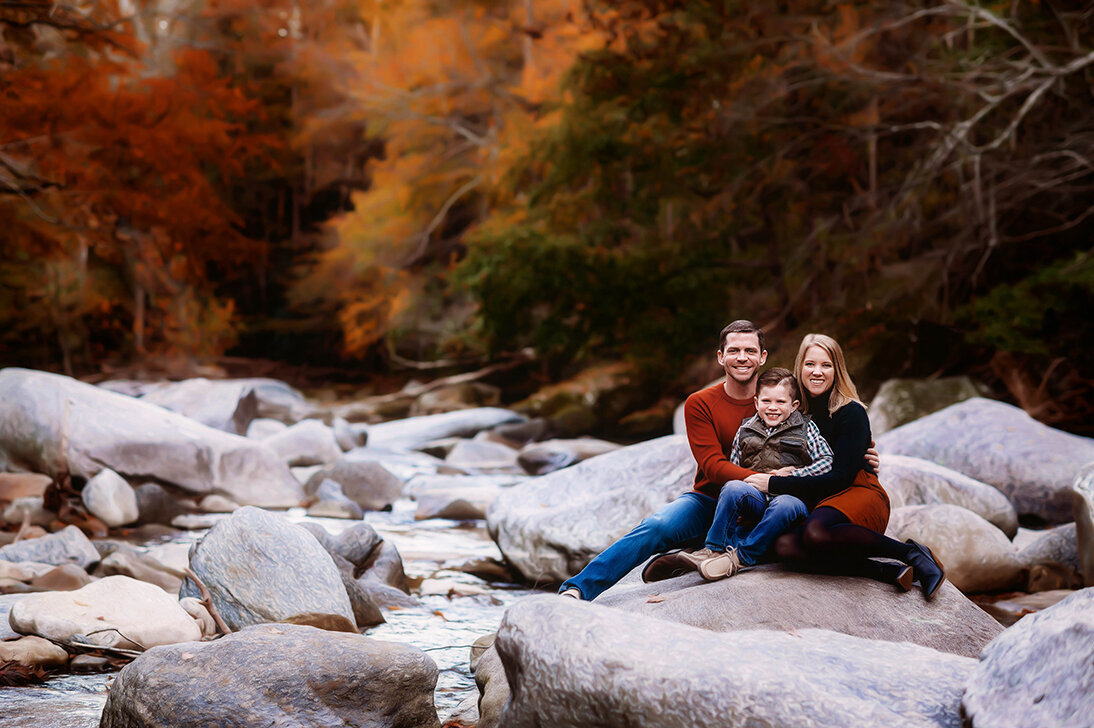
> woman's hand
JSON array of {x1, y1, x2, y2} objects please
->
[{"x1": 745, "y1": 473, "x2": 771, "y2": 493}]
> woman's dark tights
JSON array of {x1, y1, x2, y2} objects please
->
[{"x1": 774, "y1": 506, "x2": 914, "y2": 582}]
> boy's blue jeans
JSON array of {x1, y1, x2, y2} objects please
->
[
  {"x1": 558, "y1": 485, "x2": 806, "y2": 601},
  {"x1": 705, "y1": 480, "x2": 807, "y2": 566}
]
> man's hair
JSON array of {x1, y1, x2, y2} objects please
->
[
  {"x1": 718, "y1": 320, "x2": 765, "y2": 352},
  {"x1": 756, "y1": 367, "x2": 799, "y2": 401}
]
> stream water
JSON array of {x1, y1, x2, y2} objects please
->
[{"x1": 0, "y1": 500, "x2": 541, "y2": 726}]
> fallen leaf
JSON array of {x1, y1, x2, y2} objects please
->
[
  {"x1": 646, "y1": 595, "x2": 665, "y2": 603},
  {"x1": 180, "y1": 652, "x2": 194, "y2": 660}
]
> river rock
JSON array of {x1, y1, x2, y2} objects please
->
[
  {"x1": 0, "y1": 525, "x2": 100, "y2": 569},
  {"x1": 975, "y1": 589, "x2": 1076, "y2": 627},
  {"x1": 304, "y1": 459, "x2": 403, "y2": 512},
  {"x1": 405, "y1": 474, "x2": 524, "y2": 521},
  {"x1": 490, "y1": 596, "x2": 975, "y2": 728},
  {"x1": 885, "y1": 504, "x2": 1023, "y2": 593},
  {"x1": 246, "y1": 417, "x2": 288, "y2": 440},
  {"x1": 263, "y1": 419, "x2": 342, "y2": 467},
  {"x1": 444, "y1": 438, "x2": 521, "y2": 473},
  {"x1": 0, "y1": 635, "x2": 70, "y2": 667},
  {"x1": 343, "y1": 445, "x2": 463, "y2": 481},
  {"x1": 197, "y1": 493, "x2": 239, "y2": 513},
  {"x1": 98, "y1": 547, "x2": 184, "y2": 593},
  {"x1": 9, "y1": 575, "x2": 201, "y2": 649},
  {"x1": 179, "y1": 506, "x2": 354, "y2": 630},
  {"x1": 962, "y1": 587, "x2": 1094, "y2": 727},
  {"x1": 0, "y1": 368, "x2": 303, "y2": 508},
  {"x1": 0, "y1": 472, "x2": 51, "y2": 501},
  {"x1": 2, "y1": 496, "x2": 55, "y2": 527},
  {"x1": 133, "y1": 482, "x2": 192, "y2": 525},
  {"x1": 1015, "y1": 523, "x2": 1082, "y2": 584},
  {"x1": 876, "y1": 398, "x2": 1094, "y2": 524},
  {"x1": 1074, "y1": 463, "x2": 1094, "y2": 586},
  {"x1": 516, "y1": 437, "x2": 621, "y2": 475},
  {"x1": 31, "y1": 563, "x2": 93, "y2": 590},
  {"x1": 81, "y1": 468, "x2": 139, "y2": 527},
  {"x1": 487, "y1": 435, "x2": 694, "y2": 582},
  {"x1": 306, "y1": 479, "x2": 365, "y2": 520},
  {"x1": 597, "y1": 562, "x2": 1002, "y2": 657},
  {"x1": 99, "y1": 623, "x2": 441, "y2": 728},
  {"x1": 139, "y1": 377, "x2": 310, "y2": 432},
  {"x1": 869, "y1": 376, "x2": 988, "y2": 436},
  {"x1": 357, "y1": 541, "x2": 418, "y2": 609},
  {"x1": 879, "y1": 454, "x2": 1018, "y2": 537},
  {"x1": 362, "y1": 407, "x2": 526, "y2": 451},
  {"x1": 410, "y1": 382, "x2": 502, "y2": 416},
  {"x1": 331, "y1": 417, "x2": 359, "y2": 451}
]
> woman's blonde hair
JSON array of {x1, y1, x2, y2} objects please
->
[{"x1": 793, "y1": 333, "x2": 864, "y2": 415}]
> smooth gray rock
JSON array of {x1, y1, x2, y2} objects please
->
[
  {"x1": 133, "y1": 482, "x2": 191, "y2": 525},
  {"x1": 179, "y1": 507, "x2": 354, "y2": 630},
  {"x1": 295, "y1": 521, "x2": 393, "y2": 621},
  {"x1": 343, "y1": 445, "x2": 464, "y2": 481},
  {"x1": 99, "y1": 623, "x2": 441, "y2": 728},
  {"x1": 876, "y1": 398, "x2": 1094, "y2": 524},
  {"x1": 0, "y1": 368, "x2": 303, "y2": 508},
  {"x1": 331, "y1": 417, "x2": 359, "y2": 451},
  {"x1": 879, "y1": 454, "x2": 1018, "y2": 537},
  {"x1": 886, "y1": 504, "x2": 1023, "y2": 593},
  {"x1": 516, "y1": 437, "x2": 621, "y2": 475},
  {"x1": 869, "y1": 376, "x2": 988, "y2": 436},
  {"x1": 363, "y1": 407, "x2": 526, "y2": 451},
  {"x1": 263, "y1": 419, "x2": 342, "y2": 467},
  {"x1": 245, "y1": 417, "x2": 288, "y2": 440},
  {"x1": 405, "y1": 474, "x2": 525, "y2": 521},
  {"x1": 1074, "y1": 464, "x2": 1094, "y2": 587},
  {"x1": 139, "y1": 377, "x2": 310, "y2": 431},
  {"x1": 1, "y1": 496, "x2": 54, "y2": 527},
  {"x1": 597, "y1": 562, "x2": 1002, "y2": 658},
  {"x1": 487, "y1": 435, "x2": 694, "y2": 582},
  {"x1": 1016, "y1": 523, "x2": 1082, "y2": 589},
  {"x1": 0, "y1": 525, "x2": 100, "y2": 569},
  {"x1": 961, "y1": 587, "x2": 1094, "y2": 727},
  {"x1": 491, "y1": 596, "x2": 975, "y2": 728},
  {"x1": 357, "y1": 541, "x2": 418, "y2": 609},
  {"x1": 81, "y1": 469, "x2": 139, "y2": 527},
  {"x1": 304, "y1": 459, "x2": 404, "y2": 511},
  {"x1": 307, "y1": 479, "x2": 365, "y2": 520},
  {"x1": 98, "y1": 547, "x2": 184, "y2": 594},
  {"x1": 444, "y1": 438, "x2": 521, "y2": 473}
]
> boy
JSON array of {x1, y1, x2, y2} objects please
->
[{"x1": 688, "y1": 367, "x2": 832, "y2": 581}]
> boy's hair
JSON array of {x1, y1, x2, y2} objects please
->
[
  {"x1": 718, "y1": 320, "x2": 765, "y2": 353},
  {"x1": 756, "y1": 367, "x2": 799, "y2": 402}
]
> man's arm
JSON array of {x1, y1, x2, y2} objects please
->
[
  {"x1": 684, "y1": 395, "x2": 753, "y2": 485},
  {"x1": 789, "y1": 420, "x2": 833, "y2": 477},
  {"x1": 865, "y1": 441, "x2": 880, "y2": 472}
]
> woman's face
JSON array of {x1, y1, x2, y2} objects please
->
[{"x1": 801, "y1": 345, "x2": 835, "y2": 397}]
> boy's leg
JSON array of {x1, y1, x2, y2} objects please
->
[
  {"x1": 704, "y1": 480, "x2": 767, "y2": 552},
  {"x1": 735, "y1": 493, "x2": 808, "y2": 566},
  {"x1": 559, "y1": 491, "x2": 715, "y2": 601}
]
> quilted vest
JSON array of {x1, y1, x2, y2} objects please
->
[{"x1": 737, "y1": 410, "x2": 812, "y2": 473}]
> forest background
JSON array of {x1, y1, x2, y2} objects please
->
[{"x1": 2, "y1": 0, "x2": 1092, "y2": 437}]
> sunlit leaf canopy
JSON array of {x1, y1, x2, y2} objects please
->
[{"x1": 1, "y1": 0, "x2": 1091, "y2": 429}]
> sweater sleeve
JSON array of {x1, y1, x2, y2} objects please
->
[
  {"x1": 767, "y1": 403, "x2": 871, "y2": 506},
  {"x1": 684, "y1": 394, "x2": 753, "y2": 486},
  {"x1": 788, "y1": 420, "x2": 833, "y2": 477}
]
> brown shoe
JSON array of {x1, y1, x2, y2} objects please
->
[
  {"x1": 641, "y1": 548, "x2": 708, "y2": 583},
  {"x1": 698, "y1": 548, "x2": 741, "y2": 581}
]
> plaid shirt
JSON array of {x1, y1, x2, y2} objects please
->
[{"x1": 729, "y1": 415, "x2": 833, "y2": 476}]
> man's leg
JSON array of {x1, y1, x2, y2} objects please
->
[
  {"x1": 559, "y1": 491, "x2": 715, "y2": 601},
  {"x1": 734, "y1": 493, "x2": 807, "y2": 566},
  {"x1": 704, "y1": 480, "x2": 765, "y2": 552}
]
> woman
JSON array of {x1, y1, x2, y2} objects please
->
[{"x1": 744, "y1": 334, "x2": 946, "y2": 599}]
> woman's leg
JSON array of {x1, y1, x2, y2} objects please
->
[{"x1": 559, "y1": 491, "x2": 716, "y2": 601}]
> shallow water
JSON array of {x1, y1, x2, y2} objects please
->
[{"x1": 0, "y1": 501, "x2": 540, "y2": 726}]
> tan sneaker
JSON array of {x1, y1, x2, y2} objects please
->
[
  {"x1": 698, "y1": 548, "x2": 741, "y2": 581},
  {"x1": 676, "y1": 547, "x2": 716, "y2": 569}
]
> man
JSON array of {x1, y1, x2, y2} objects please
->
[{"x1": 559, "y1": 320, "x2": 802, "y2": 600}]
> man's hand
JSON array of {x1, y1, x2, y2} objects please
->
[
  {"x1": 770, "y1": 466, "x2": 797, "y2": 476},
  {"x1": 865, "y1": 441, "x2": 880, "y2": 472},
  {"x1": 745, "y1": 473, "x2": 771, "y2": 493}
]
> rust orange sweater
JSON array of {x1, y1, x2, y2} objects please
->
[{"x1": 684, "y1": 382, "x2": 757, "y2": 497}]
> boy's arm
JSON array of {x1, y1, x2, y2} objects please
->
[{"x1": 788, "y1": 420, "x2": 833, "y2": 477}]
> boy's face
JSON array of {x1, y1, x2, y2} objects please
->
[{"x1": 755, "y1": 381, "x2": 799, "y2": 427}]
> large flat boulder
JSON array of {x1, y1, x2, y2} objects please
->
[
  {"x1": 361, "y1": 407, "x2": 526, "y2": 451},
  {"x1": 596, "y1": 562, "x2": 1002, "y2": 658},
  {"x1": 486, "y1": 435, "x2": 694, "y2": 582},
  {"x1": 876, "y1": 398, "x2": 1094, "y2": 524},
  {"x1": 490, "y1": 596, "x2": 975, "y2": 728},
  {"x1": 100, "y1": 623, "x2": 441, "y2": 728},
  {"x1": 962, "y1": 587, "x2": 1094, "y2": 727},
  {"x1": 179, "y1": 506, "x2": 354, "y2": 630},
  {"x1": 138, "y1": 377, "x2": 310, "y2": 432},
  {"x1": 0, "y1": 368, "x2": 303, "y2": 508},
  {"x1": 868, "y1": 376, "x2": 988, "y2": 436},
  {"x1": 1074, "y1": 464, "x2": 1094, "y2": 587},
  {"x1": 9, "y1": 575, "x2": 201, "y2": 649},
  {"x1": 879, "y1": 454, "x2": 1017, "y2": 537}
]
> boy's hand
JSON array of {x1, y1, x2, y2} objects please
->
[
  {"x1": 770, "y1": 466, "x2": 797, "y2": 476},
  {"x1": 745, "y1": 473, "x2": 770, "y2": 493},
  {"x1": 865, "y1": 441, "x2": 880, "y2": 472}
]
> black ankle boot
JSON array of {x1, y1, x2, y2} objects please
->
[
  {"x1": 879, "y1": 562, "x2": 914, "y2": 592},
  {"x1": 905, "y1": 539, "x2": 946, "y2": 600}
]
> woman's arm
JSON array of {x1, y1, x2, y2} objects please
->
[{"x1": 766, "y1": 403, "x2": 871, "y2": 507}]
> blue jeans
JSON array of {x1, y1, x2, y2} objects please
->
[
  {"x1": 559, "y1": 491, "x2": 715, "y2": 601},
  {"x1": 704, "y1": 480, "x2": 807, "y2": 567}
]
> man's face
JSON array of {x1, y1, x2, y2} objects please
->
[
  {"x1": 755, "y1": 381, "x2": 799, "y2": 427},
  {"x1": 717, "y1": 332, "x2": 767, "y2": 385}
]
